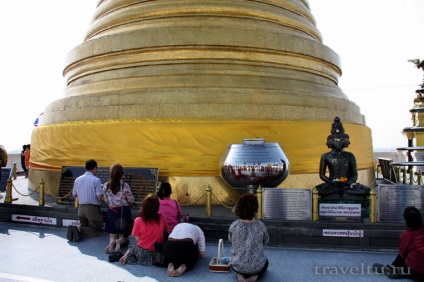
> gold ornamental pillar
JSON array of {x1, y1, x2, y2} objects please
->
[{"x1": 30, "y1": 0, "x2": 374, "y2": 204}]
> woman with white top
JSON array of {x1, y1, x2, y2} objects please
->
[{"x1": 163, "y1": 222, "x2": 205, "y2": 277}]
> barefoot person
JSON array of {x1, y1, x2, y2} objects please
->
[
  {"x1": 163, "y1": 222, "x2": 205, "y2": 277},
  {"x1": 103, "y1": 163, "x2": 134, "y2": 260},
  {"x1": 229, "y1": 193, "x2": 269, "y2": 282},
  {"x1": 119, "y1": 194, "x2": 168, "y2": 266}
]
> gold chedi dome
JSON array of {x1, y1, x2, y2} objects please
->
[{"x1": 30, "y1": 0, "x2": 374, "y2": 204}]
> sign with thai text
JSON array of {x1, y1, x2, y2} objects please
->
[
  {"x1": 323, "y1": 229, "x2": 364, "y2": 237},
  {"x1": 11, "y1": 214, "x2": 57, "y2": 225},
  {"x1": 319, "y1": 203, "x2": 361, "y2": 217},
  {"x1": 58, "y1": 166, "x2": 159, "y2": 205},
  {"x1": 377, "y1": 184, "x2": 424, "y2": 222},
  {"x1": 262, "y1": 188, "x2": 311, "y2": 220}
]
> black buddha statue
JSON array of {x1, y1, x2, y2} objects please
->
[{"x1": 315, "y1": 117, "x2": 370, "y2": 200}]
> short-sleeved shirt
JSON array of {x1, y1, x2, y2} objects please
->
[
  {"x1": 169, "y1": 223, "x2": 206, "y2": 252},
  {"x1": 103, "y1": 181, "x2": 134, "y2": 207},
  {"x1": 228, "y1": 220, "x2": 269, "y2": 274},
  {"x1": 72, "y1": 171, "x2": 103, "y2": 205},
  {"x1": 399, "y1": 225, "x2": 424, "y2": 273},
  {"x1": 132, "y1": 214, "x2": 168, "y2": 252}
]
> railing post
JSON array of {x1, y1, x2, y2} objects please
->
[
  {"x1": 5, "y1": 177, "x2": 13, "y2": 204},
  {"x1": 312, "y1": 187, "x2": 319, "y2": 221},
  {"x1": 205, "y1": 185, "x2": 212, "y2": 217},
  {"x1": 39, "y1": 179, "x2": 45, "y2": 206},
  {"x1": 13, "y1": 163, "x2": 17, "y2": 180},
  {"x1": 74, "y1": 196, "x2": 79, "y2": 208},
  {"x1": 402, "y1": 169, "x2": 407, "y2": 184},
  {"x1": 369, "y1": 186, "x2": 377, "y2": 223},
  {"x1": 256, "y1": 185, "x2": 262, "y2": 219}
]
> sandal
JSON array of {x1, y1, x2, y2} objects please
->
[{"x1": 108, "y1": 252, "x2": 124, "y2": 262}]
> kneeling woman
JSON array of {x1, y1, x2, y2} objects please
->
[
  {"x1": 229, "y1": 193, "x2": 269, "y2": 282},
  {"x1": 164, "y1": 223, "x2": 205, "y2": 277},
  {"x1": 119, "y1": 194, "x2": 168, "y2": 266}
]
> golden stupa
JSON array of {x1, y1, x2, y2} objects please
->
[{"x1": 30, "y1": 0, "x2": 374, "y2": 205}]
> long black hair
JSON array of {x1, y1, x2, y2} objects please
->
[
  {"x1": 157, "y1": 182, "x2": 172, "y2": 200},
  {"x1": 404, "y1": 206, "x2": 423, "y2": 230}
]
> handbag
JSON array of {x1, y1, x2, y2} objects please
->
[
  {"x1": 154, "y1": 216, "x2": 169, "y2": 267},
  {"x1": 209, "y1": 239, "x2": 231, "y2": 272},
  {"x1": 175, "y1": 200, "x2": 190, "y2": 223}
]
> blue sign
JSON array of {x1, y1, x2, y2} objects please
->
[
  {"x1": 0, "y1": 167, "x2": 12, "y2": 192},
  {"x1": 58, "y1": 166, "x2": 159, "y2": 205}
]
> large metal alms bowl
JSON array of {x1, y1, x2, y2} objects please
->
[{"x1": 219, "y1": 139, "x2": 289, "y2": 192}]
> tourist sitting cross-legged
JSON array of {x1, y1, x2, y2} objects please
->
[
  {"x1": 163, "y1": 222, "x2": 205, "y2": 277},
  {"x1": 119, "y1": 194, "x2": 169, "y2": 266}
]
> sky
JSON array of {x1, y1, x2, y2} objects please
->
[{"x1": 0, "y1": 0, "x2": 423, "y2": 152}]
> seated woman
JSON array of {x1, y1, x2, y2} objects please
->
[
  {"x1": 119, "y1": 194, "x2": 168, "y2": 266},
  {"x1": 373, "y1": 206, "x2": 424, "y2": 280},
  {"x1": 163, "y1": 222, "x2": 205, "y2": 277},
  {"x1": 229, "y1": 193, "x2": 269, "y2": 282},
  {"x1": 157, "y1": 182, "x2": 182, "y2": 231}
]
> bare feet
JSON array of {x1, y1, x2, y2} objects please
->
[
  {"x1": 115, "y1": 239, "x2": 121, "y2": 253},
  {"x1": 245, "y1": 275, "x2": 258, "y2": 282},
  {"x1": 167, "y1": 263, "x2": 175, "y2": 276},
  {"x1": 173, "y1": 264, "x2": 187, "y2": 277},
  {"x1": 105, "y1": 240, "x2": 116, "y2": 254},
  {"x1": 237, "y1": 274, "x2": 246, "y2": 282},
  {"x1": 119, "y1": 253, "x2": 128, "y2": 265}
]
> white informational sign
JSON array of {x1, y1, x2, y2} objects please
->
[
  {"x1": 11, "y1": 214, "x2": 57, "y2": 225},
  {"x1": 62, "y1": 219, "x2": 80, "y2": 227},
  {"x1": 323, "y1": 229, "x2": 364, "y2": 237},
  {"x1": 319, "y1": 203, "x2": 361, "y2": 217}
]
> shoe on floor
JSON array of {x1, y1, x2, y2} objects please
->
[{"x1": 66, "y1": 226, "x2": 73, "y2": 241}]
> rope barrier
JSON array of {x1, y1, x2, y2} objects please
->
[
  {"x1": 211, "y1": 192, "x2": 236, "y2": 210},
  {"x1": 180, "y1": 193, "x2": 206, "y2": 207},
  {"x1": 11, "y1": 182, "x2": 39, "y2": 197}
]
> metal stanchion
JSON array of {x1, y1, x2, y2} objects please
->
[
  {"x1": 312, "y1": 187, "x2": 319, "y2": 221},
  {"x1": 74, "y1": 197, "x2": 79, "y2": 208},
  {"x1": 409, "y1": 169, "x2": 414, "y2": 185},
  {"x1": 206, "y1": 185, "x2": 212, "y2": 217},
  {"x1": 13, "y1": 163, "x2": 17, "y2": 180},
  {"x1": 256, "y1": 185, "x2": 262, "y2": 219},
  {"x1": 5, "y1": 177, "x2": 13, "y2": 204},
  {"x1": 39, "y1": 179, "x2": 45, "y2": 206},
  {"x1": 402, "y1": 169, "x2": 407, "y2": 184},
  {"x1": 369, "y1": 186, "x2": 377, "y2": 223}
]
